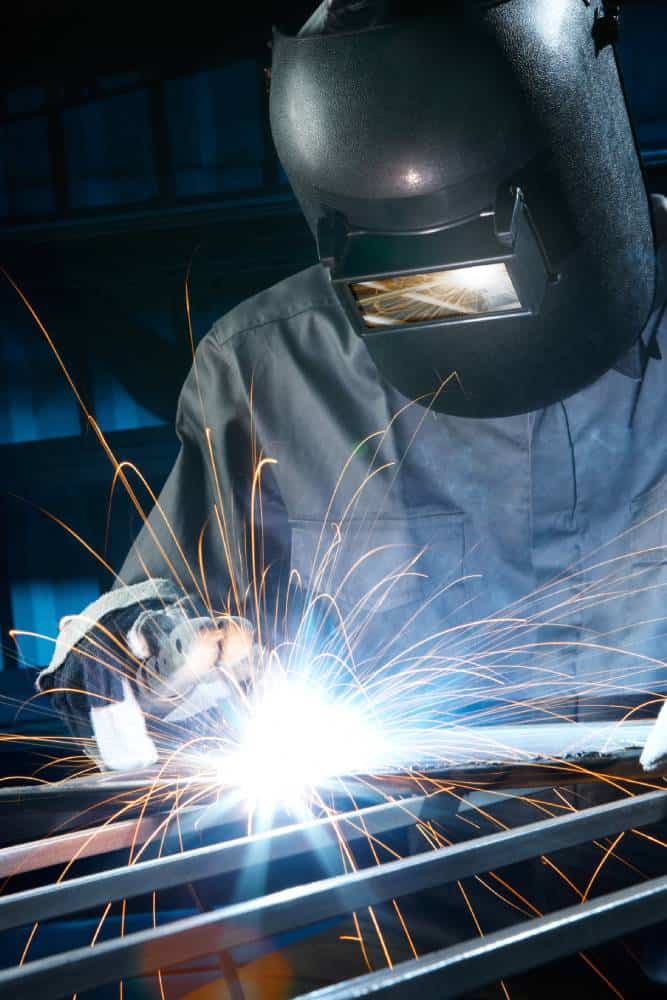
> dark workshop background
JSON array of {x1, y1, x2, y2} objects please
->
[{"x1": 0, "y1": 1, "x2": 665, "y2": 762}]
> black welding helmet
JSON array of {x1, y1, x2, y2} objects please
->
[{"x1": 269, "y1": 1, "x2": 656, "y2": 418}]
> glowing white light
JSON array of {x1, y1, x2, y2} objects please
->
[
  {"x1": 350, "y1": 262, "x2": 520, "y2": 327},
  {"x1": 451, "y1": 263, "x2": 506, "y2": 292},
  {"x1": 221, "y1": 679, "x2": 387, "y2": 814},
  {"x1": 404, "y1": 168, "x2": 422, "y2": 188}
]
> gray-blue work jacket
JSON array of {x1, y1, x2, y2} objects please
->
[{"x1": 85, "y1": 198, "x2": 667, "y2": 728}]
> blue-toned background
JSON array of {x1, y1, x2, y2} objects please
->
[
  {"x1": 0, "y1": 2, "x2": 315, "y2": 697},
  {"x1": 0, "y1": 0, "x2": 665, "y2": 731}
]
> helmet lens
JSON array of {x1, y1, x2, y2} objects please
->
[{"x1": 349, "y1": 263, "x2": 521, "y2": 329}]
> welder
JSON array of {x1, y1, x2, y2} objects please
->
[
  {"x1": 29, "y1": 3, "x2": 667, "y2": 994},
  {"x1": 38, "y1": 0, "x2": 667, "y2": 777}
]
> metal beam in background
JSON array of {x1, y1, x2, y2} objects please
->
[
  {"x1": 300, "y1": 874, "x2": 667, "y2": 1000},
  {"x1": 0, "y1": 194, "x2": 301, "y2": 243},
  {"x1": 0, "y1": 768, "x2": 420, "y2": 846},
  {"x1": 0, "y1": 713, "x2": 661, "y2": 831},
  {"x1": 0, "y1": 725, "x2": 663, "y2": 847},
  {"x1": 0, "y1": 799, "x2": 254, "y2": 879},
  {"x1": 0, "y1": 774, "x2": 193, "y2": 847},
  {"x1": 0, "y1": 798, "x2": 254, "y2": 879},
  {"x1": 1, "y1": 789, "x2": 666, "y2": 1000},
  {"x1": 0, "y1": 786, "x2": 423, "y2": 882},
  {"x1": 0, "y1": 814, "x2": 163, "y2": 878},
  {"x1": 0, "y1": 794, "x2": 430, "y2": 933}
]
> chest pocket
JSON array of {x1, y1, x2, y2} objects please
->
[{"x1": 289, "y1": 511, "x2": 466, "y2": 622}]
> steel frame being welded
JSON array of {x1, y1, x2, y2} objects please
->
[{"x1": 0, "y1": 737, "x2": 666, "y2": 998}]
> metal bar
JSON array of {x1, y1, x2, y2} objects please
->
[
  {"x1": 0, "y1": 794, "x2": 429, "y2": 933},
  {"x1": 1, "y1": 789, "x2": 665, "y2": 999},
  {"x1": 0, "y1": 714, "x2": 657, "y2": 815},
  {"x1": 299, "y1": 873, "x2": 667, "y2": 999},
  {"x1": 0, "y1": 814, "x2": 162, "y2": 878},
  {"x1": 0, "y1": 783, "x2": 184, "y2": 847},
  {"x1": 0, "y1": 799, "x2": 249, "y2": 877}
]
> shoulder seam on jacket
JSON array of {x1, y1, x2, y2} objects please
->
[{"x1": 209, "y1": 298, "x2": 341, "y2": 350}]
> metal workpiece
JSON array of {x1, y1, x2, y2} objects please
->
[
  {"x1": 1, "y1": 788, "x2": 667, "y2": 999},
  {"x1": 0, "y1": 794, "x2": 429, "y2": 933},
  {"x1": 0, "y1": 773, "x2": 180, "y2": 847},
  {"x1": 300, "y1": 874, "x2": 667, "y2": 999},
  {"x1": 0, "y1": 717, "x2": 656, "y2": 835},
  {"x1": 0, "y1": 813, "x2": 163, "y2": 878},
  {"x1": 0, "y1": 724, "x2": 666, "y2": 998}
]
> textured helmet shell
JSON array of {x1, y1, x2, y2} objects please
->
[{"x1": 270, "y1": 2, "x2": 655, "y2": 417}]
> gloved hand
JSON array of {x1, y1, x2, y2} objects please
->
[
  {"x1": 641, "y1": 700, "x2": 667, "y2": 771},
  {"x1": 128, "y1": 607, "x2": 255, "y2": 712},
  {"x1": 39, "y1": 600, "x2": 257, "y2": 772},
  {"x1": 37, "y1": 601, "x2": 159, "y2": 771}
]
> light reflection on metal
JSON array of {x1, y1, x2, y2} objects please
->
[
  {"x1": 0, "y1": 793, "x2": 429, "y2": 934},
  {"x1": 0, "y1": 814, "x2": 162, "y2": 878},
  {"x1": 349, "y1": 263, "x2": 521, "y2": 328},
  {"x1": 302, "y1": 872, "x2": 667, "y2": 999},
  {"x1": 0, "y1": 783, "x2": 666, "y2": 999}
]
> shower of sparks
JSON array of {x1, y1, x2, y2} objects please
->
[
  {"x1": 2, "y1": 264, "x2": 667, "y2": 998},
  {"x1": 216, "y1": 671, "x2": 388, "y2": 817}
]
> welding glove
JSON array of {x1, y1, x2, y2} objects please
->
[
  {"x1": 126, "y1": 605, "x2": 255, "y2": 713},
  {"x1": 37, "y1": 593, "x2": 257, "y2": 772},
  {"x1": 640, "y1": 700, "x2": 667, "y2": 771}
]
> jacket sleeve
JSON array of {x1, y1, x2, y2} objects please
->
[
  {"x1": 117, "y1": 329, "x2": 254, "y2": 612},
  {"x1": 37, "y1": 327, "x2": 288, "y2": 758}
]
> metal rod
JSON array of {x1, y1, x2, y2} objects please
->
[
  {"x1": 0, "y1": 797, "x2": 257, "y2": 879},
  {"x1": 299, "y1": 873, "x2": 667, "y2": 999},
  {"x1": 0, "y1": 814, "x2": 162, "y2": 878},
  {"x1": 0, "y1": 780, "x2": 183, "y2": 846},
  {"x1": 0, "y1": 795, "x2": 429, "y2": 933},
  {"x1": 1, "y1": 789, "x2": 665, "y2": 999},
  {"x1": 0, "y1": 718, "x2": 657, "y2": 816}
]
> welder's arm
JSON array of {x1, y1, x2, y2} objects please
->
[
  {"x1": 37, "y1": 331, "x2": 287, "y2": 770},
  {"x1": 118, "y1": 330, "x2": 254, "y2": 596},
  {"x1": 37, "y1": 598, "x2": 256, "y2": 771},
  {"x1": 37, "y1": 596, "x2": 164, "y2": 771}
]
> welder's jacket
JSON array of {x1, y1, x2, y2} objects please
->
[{"x1": 42, "y1": 199, "x2": 667, "y2": 727}]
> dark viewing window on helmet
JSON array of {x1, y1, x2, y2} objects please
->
[
  {"x1": 327, "y1": 188, "x2": 551, "y2": 338},
  {"x1": 349, "y1": 263, "x2": 522, "y2": 328}
]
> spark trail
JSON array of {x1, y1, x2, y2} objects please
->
[{"x1": 2, "y1": 266, "x2": 667, "y2": 998}]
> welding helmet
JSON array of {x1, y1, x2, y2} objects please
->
[{"x1": 269, "y1": 1, "x2": 656, "y2": 417}]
